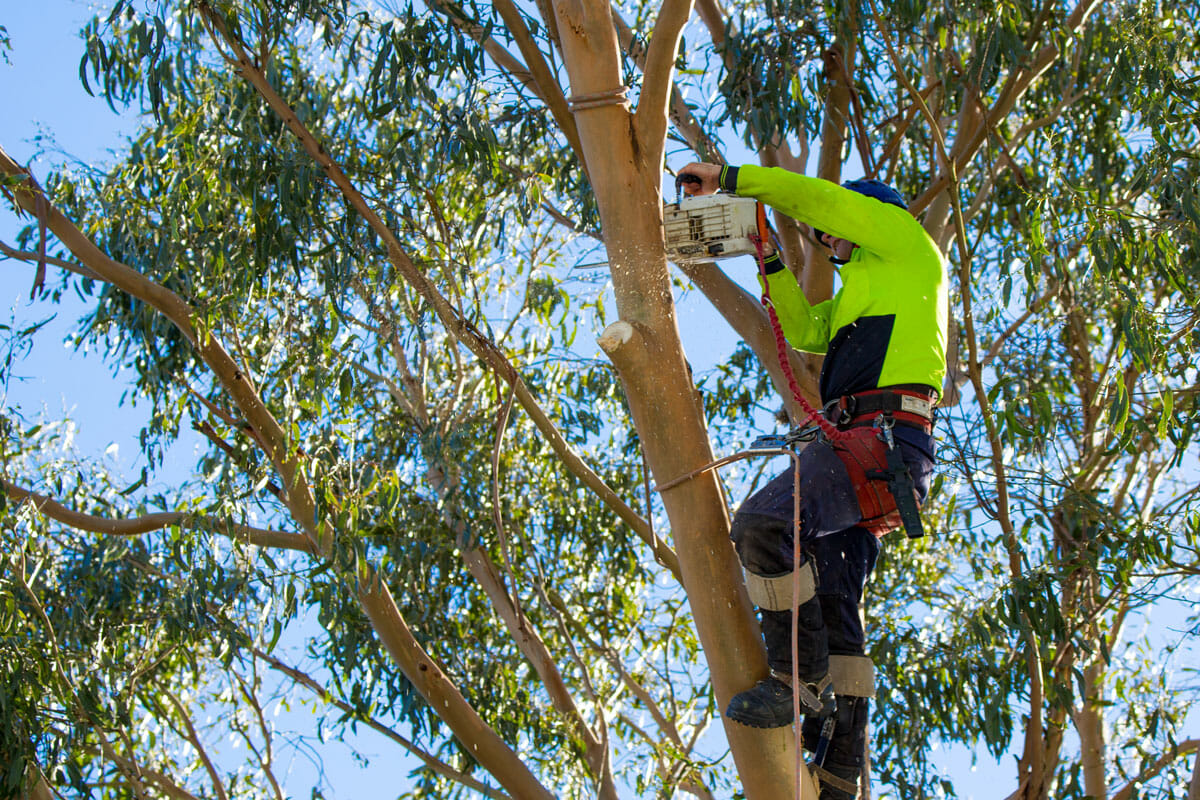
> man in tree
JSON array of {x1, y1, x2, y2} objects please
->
[{"x1": 678, "y1": 162, "x2": 948, "y2": 798}]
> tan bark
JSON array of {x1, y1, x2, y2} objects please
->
[
  {"x1": 597, "y1": 325, "x2": 802, "y2": 799},
  {"x1": 6, "y1": 82, "x2": 557, "y2": 800},
  {"x1": 910, "y1": 0, "x2": 1104, "y2": 216},
  {"x1": 1072, "y1": 661, "x2": 1107, "y2": 799},
  {"x1": 1109, "y1": 739, "x2": 1200, "y2": 800},
  {"x1": 0, "y1": 146, "x2": 320, "y2": 545},
  {"x1": 26, "y1": 764, "x2": 56, "y2": 800},
  {"x1": 1, "y1": 478, "x2": 313, "y2": 553}
]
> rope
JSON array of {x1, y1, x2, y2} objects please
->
[{"x1": 566, "y1": 86, "x2": 631, "y2": 112}]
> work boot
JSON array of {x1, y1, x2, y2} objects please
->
[{"x1": 725, "y1": 670, "x2": 835, "y2": 728}]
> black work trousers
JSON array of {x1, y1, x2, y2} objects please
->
[{"x1": 729, "y1": 430, "x2": 933, "y2": 778}]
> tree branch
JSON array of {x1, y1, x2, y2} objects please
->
[
  {"x1": 488, "y1": 0, "x2": 585, "y2": 162},
  {"x1": 910, "y1": 0, "x2": 1103, "y2": 215},
  {"x1": 610, "y1": 8, "x2": 722, "y2": 163},
  {"x1": 161, "y1": 689, "x2": 230, "y2": 800},
  {"x1": 1111, "y1": 738, "x2": 1200, "y2": 800},
  {"x1": 0, "y1": 145, "x2": 319, "y2": 547},
  {"x1": 192, "y1": 5, "x2": 674, "y2": 580},
  {"x1": 675, "y1": 261, "x2": 815, "y2": 420},
  {"x1": 0, "y1": 240, "x2": 99, "y2": 280},
  {"x1": 634, "y1": 0, "x2": 697, "y2": 151},
  {"x1": 2, "y1": 477, "x2": 312, "y2": 552},
  {"x1": 256, "y1": 648, "x2": 511, "y2": 799}
]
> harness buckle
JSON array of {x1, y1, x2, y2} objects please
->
[
  {"x1": 824, "y1": 395, "x2": 857, "y2": 428},
  {"x1": 874, "y1": 413, "x2": 896, "y2": 449}
]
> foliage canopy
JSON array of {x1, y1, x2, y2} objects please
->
[{"x1": 2, "y1": 0, "x2": 1199, "y2": 798}]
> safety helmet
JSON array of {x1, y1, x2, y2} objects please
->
[{"x1": 813, "y1": 178, "x2": 908, "y2": 245}]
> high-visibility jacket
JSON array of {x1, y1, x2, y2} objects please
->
[{"x1": 719, "y1": 165, "x2": 948, "y2": 404}]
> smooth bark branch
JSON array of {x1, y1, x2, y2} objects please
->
[
  {"x1": 909, "y1": 0, "x2": 1103, "y2": 216},
  {"x1": 0, "y1": 146, "x2": 319, "y2": 545},
  {"x1": 553, "y1": 0, "x2": 805, "y2": 790},
  {"x1": 1191, "y1": 743, "x2": 1200, "y2": 800},
  {"x1": 0, "y1": 240, "x2": 100, "y2": 280},
  {"x1": 489, "y1": 0, "x2": 585, "y2": 161},
  {"x1": 424, "y1": 456, "x2": 612, "y2": 788},
  {"x1": 25, "y1": 765, "x2": 57, "y2": 800},
  {"x1": 695, "y1": 0, "x2": 726, "y2": 46},
  {"x1": 1073, "y1": 660, "x2": 1106, "y2": 797},
  {"x1": 2, "y1": 478, "x2": 313, "y2": 552},
  {"x1": 597, "y1": 321, "x2": 805, "y2": 799},
  {"x1": 355, "y1": 574, "x2": 556, "y2": 800},
  {"x1": 610, "y1": 9, "x2": 722, "y2": 163},
  {"x1": 463, "y1": 545, "x2": 618, "y2": 795},
  {"x1": 161, "y1": 689, "x2": 230, "y2": 800},
  {"x1": 634, "y1": 0, "x2": 696, "y2": 150}
]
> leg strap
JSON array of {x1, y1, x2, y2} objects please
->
[
  {"x1": 744, "y1": 559, "x2": 816, "y2": 611},
  {"x1": 828, "y1": 655, "x2": 875, "y2": 698},
  {"x1": 809, "y1": 762, "x2": 859, "y2": 796}
]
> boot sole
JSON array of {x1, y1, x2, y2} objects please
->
[{"x1": 725, "y1": 711, "x2": 794, "y2": 729}]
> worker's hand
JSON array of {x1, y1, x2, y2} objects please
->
[{"x1": 675, "y1": 162, "x2": 721, "y2": 196}]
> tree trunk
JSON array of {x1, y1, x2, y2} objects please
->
[{"x1": 549, "y1": 1, "x2": 804, "y2": 795}]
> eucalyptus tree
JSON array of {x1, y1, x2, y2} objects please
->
[{"x1": 2, "y1": 0, "x2": 1199, "y2": 798}]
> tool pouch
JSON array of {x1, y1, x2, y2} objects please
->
[{"x1": 830, "y1": 428, "x2": 924, "y2": 538}]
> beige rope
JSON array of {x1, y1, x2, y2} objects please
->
[{"x1": 566, "y1": 86, "x2": 631, "y2": 112}]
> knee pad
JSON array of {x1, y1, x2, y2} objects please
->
[
  {"x1": 828, "y1": 655, "x2": 875, "y2": 699},
  {"x1": 744, "y1": 559, "x2": 816, "y2": 611}
]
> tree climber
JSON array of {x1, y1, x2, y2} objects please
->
[{"x1": 677, "y1": 163, "x2": 949, "y2": 799}]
